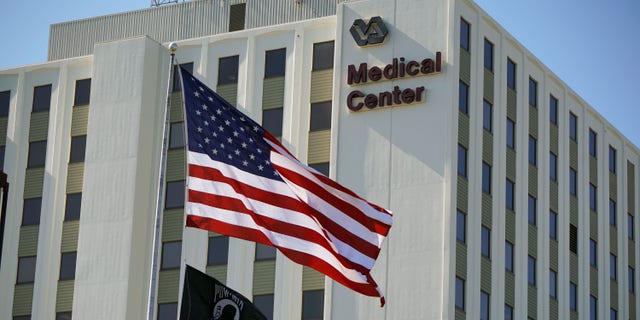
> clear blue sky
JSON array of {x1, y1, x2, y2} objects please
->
[{"x1": 2, "y1": 0, "x2": 638, "y2": 147}]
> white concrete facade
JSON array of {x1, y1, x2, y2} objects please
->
[{"x1": 0, "y1": 0, "x2": 639, "y2": 319}]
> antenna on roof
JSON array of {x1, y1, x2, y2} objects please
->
[{"x1": 151, "y1": 0, "x2": 179, "y2": 7}]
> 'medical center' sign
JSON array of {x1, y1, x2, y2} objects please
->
[{"x1": 346, "y1": 17, "x2": 443, "y2": 111}]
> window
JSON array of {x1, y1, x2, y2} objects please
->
[
  {"x1": 301, "y1": 290, "x2": 324, "y2": 320},
  {"x1": 528, "y1": 255, "x2": 536, "y2": 285},
  {"x1": 69, "y1": 135, "x2": 86, "y2": 163},
  {"x1": 529, "y1": 77, "x2": 537, "y2": 107},
  {"x1": 310, "y1": 101, "x2": 332, "y2": 131},
  {"x1": 27, "y1": 140, "x2": 47, "y2": 168},
  {"x1": 262, "y1": 108, "x2": 283, "y2": 138},
  {"x1": 455, "y1": 276, "x2": 465, "y2": 310},
  {"x1": 157, "y1": 303, "x2": 178, "y2": 320},
  {"x1": 32, "y1": 84, "x2": 52, "y2": 112},
  {"x1": 528, "y1": 135, "x2": 537, "y2": 166},
  {"x1": 590, "y1": 239, "x2": 597, "y2": 267},
  {"x1": 589, "y1": 184, "x2": 597, "y2": 212},
  {"x1": 570, "y1": 168, "x2": 577, "y2": 196},
  {"x1": 610, "y1": 253, "x2": 617, "y2": 280},
  {"x1": 172, "y1": 63, "x2": 193, "y2": 92},
  {"x1": 309, "y1": 162, "x2": 329, "y2": 177},
  {"x1": 570, "y1": 224, "x2": 578, "y2": 254},
  {"x1": 550, "y1": 95, "x2": 558, "y2": 125},
  {"x1": 629, "y1": 213, "x2": 634, "y2": 240},
  {"x1": 482, "y1": 162, "x2": 491, "y2": 194},
  {"x1": 610, "y1": 199, "x2": 616, "y2": 226},
  {"x1": 550, "y1": 269, "x2": 557, "y2": 299},
  {"x1": 506, "y1": 118, "x2": 515, "y2": 149},
  {"x1": 56, "y1": 312, "x2": 72, "y2": 320},
  {"x1": 483, "y1": 100, "x2": 492, "y2": 132},
  {"x1": 22, "y1": 198, "x2": 42, "y2": 226},
  {"x1": 484, "y1": 39, "x2": 493, "y2": 71},
  {"x1": 505, "y1": 241, "x2": 514, "y2": 272},
  {"x1": 265, "y1": 48, "x2": 286, "y2": 78},
  {"x1": 590, "y1": 295, "x2": 597, "y2": 320},
  {"x1": 59, "y1": 252, "x2": 77, "y2": 280},
  {"x1": 164, "y1": 180, "x2": 184, "y2": 209},
  {"x1": 169, "y1": 122, "x2": 185, "y2": 149},
  {"x1": 253, "y1": 294, "x2": 274, "y2": 320},
  {"x1": 504, "y1": 304, "x2": 513, "y2": 320},
  {"x1": 550, "y1": 152, "x2": 557, "y2": 181},
  {"x1": 570, "y1": 282, "x2": 577, "y2": 311},
  {"x1": 459, "y1": 81, "x2": 469, "y2": 114},
  {"x1": 589, "y1": 129, "x2": 597, "y2": 157},
  {"x1": 13, "y1": 316, "x2": 32, "y2": 320},
  {"x1": 1, "y1": 90, "x2": 10, "y2": 116},
  {"x1": 255, "y1": 243, "x2": 276, "y2": 261},
  {"x1": 528, "y1": 195, "x2": 536, "y2": 226},
  {"x1": 0, "y1": 146, "x2": 4, "y2": 170},
  {"x1": 161, "y1": 241, "x2": 181, "y2": 270},
  {"x1": 218, "y1": 55, "x2": 239, "y2": 85},
  {"x1": 17, "y1": 256, "x2": 37, "y2": 284},
  {"x1": 569, "y1": 112, "x2": 578, "y2": 141},
  {"x1": 228, "y1": 3, "x2": 246, "y2": 32},
  {"x1": 460, "y1": 18, "x2": 470, "y2": 51},
  {"x1": 480, "y1": 291, "x2": 490, "y2": 320},
  {"x1": 610, "y1": 308, "x2": 617, "y2": 320},
  {"x1": 506, "y1": 179, "x2": 515, "y2": 210},
  {"x1": 73, "y1": 78, "x2": 91, "y2": 106},
  {"x1": 630, "y1": 266, "x2": 635, "y2": 293},
  {"x1": 609, "y1": 145, "x2": 616, "y2": 173},
  {"x1": 481, "y1": 226, "x2": 490, "y2": 258},
  {"x1": 64, "y1": 193, "x2": 82, "y2": 221},
  {"x1": 208, "y1": 236, "x2": 229, "y2": 266},
  {"x1": 507, "y1": 59, "x2": 516, "y2": 90},
  {"x1": 457, "y1": 145, "x2": 467, "y2": 177},
  {"x1": 456, "y1": 210, "x2": 466, "y2": 243},
  {"x1": 312, "y1": 41, "x2": 334, "y2": 71},
  {"x1": 550, "y1": 210, "x2": 557, "y2": 239}
]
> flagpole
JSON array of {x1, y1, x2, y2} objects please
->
[{"x1": 148, "y1": 42, "x2": 178, "y2": 320}]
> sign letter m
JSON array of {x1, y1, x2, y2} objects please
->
[{"x1": 350, "y1": 16, "x2": 388, "y2": 47}]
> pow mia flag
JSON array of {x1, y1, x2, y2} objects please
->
[{"x1": 180, "y1": 265, "x2": 268, "y2": 320}]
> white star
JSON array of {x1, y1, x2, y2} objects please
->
[
  {"x1": 216, "y1": 109, "x2": 222, "y2": 115},
  {"x1": 253, "y1": 126, "x2": 259, "y2": 132},
  {"x1": 196, "y1": 110, "x2": 201, "y2": 115},
  {"x1": 257, "y1": 148, "x2": 262, "y2": 154},
  {"x1": 228, "y1": 154, "x2": 233, "y2": 160},
  {"x1": 233, "y1": 131, "x2": 239, "y2": 137},
  {"x1": 213, "y1": 132, "x2": 218, "y2": 137},
  {"x1": 225, "y1": 120, "x2": 231, "y2": 126},
  {"x1": 193, "y1": 91, "x2": 200, "y2": 97},
  {"x1": 220, "y1": 143, "x2": 225, "y2": 149},
  {"x1": 218, "y1": 126, "x2": 224, "y2": 132},
  {"x1": 208, "y1": 96, "x2": 214, "y2": 102},
  {"x1": 240, "y1": 116, "x2": 245, "y2": 122},
  {"x1": 234, "y1": 149, "x2": 240, "y2": 155},
  {"x1": 204, "y1": 121, "x2": 209, "y2": 126},
  {"x1": 265, "y1": 160, "x2": 270, "y2": 165},
  {"x1": 240, "y1": 127, "x2": 245, "y2": 132},
  {"x1": 249, "y1": 154, "x2": 256, "y2": 160},
  {"x1": 241, "y1": 142, "x2": 247, "y2": 149},
  {"x1": 243, "y1": 160, "x2": 249, "y2": 166},
  {"x1": 212, "y1": 149, "x2": 218, "y2": 155},
  {"x1": 204, "y1": 137, "x2": 210, "y2": 144},
  {"x1": 198, "y1": 143, "x2": 202, "y2": 148},
  {"x1": 197, "y1": 127, "x2": 203, "y2": 132},
  {"x1": 201, "y1": 104, "x2": 208, "y2": 110},
  {"x1": 227, "y1": 137, "x2": 233, "y2": 143},
  {"x1": 211, "y1": 115, "x2": 217, "y2": 121},
  {"x1": 199, "y1": 86, "x2": 204, "y2": 91},
  {"x1": 258, "y1": 165, "x2": 264, "y2": 171}
]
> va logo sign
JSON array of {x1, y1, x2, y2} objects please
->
[{"x1": 350, "y1": 16, "x2": 388, "y2": 47}]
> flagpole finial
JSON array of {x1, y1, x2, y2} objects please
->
[{"x1": 168, "y1": 42, "x2": 178, "y2": 53}]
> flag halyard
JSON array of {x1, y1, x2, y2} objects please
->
[{"x1": 179, "y1": 67, "x2": 392, "y2": 306}]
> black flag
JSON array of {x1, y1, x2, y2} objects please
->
[{"x1": 180, "y1": 265, "x2": 268, "y2": 320}]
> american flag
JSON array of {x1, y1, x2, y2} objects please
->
[{"x1": 179, "y1": 67, "x2": 393, "y2": 305}]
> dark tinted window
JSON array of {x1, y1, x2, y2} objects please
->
[
  {"x1": 255, "y1": 242, "x2": 276, "y2": 261},
  {"x1": 69, "y1": 135, "x2": 86, "y2": 163},
  {"x1": 629, "y1": 213, "x2": 634, "y2": 240},
  {"x1": 590, "y1": 295, "x2": 597, "y2": 320},
  {"x1": 64, "y1": 193, "x2": 82, "y2": 221},
  {"x1": 589, "y1": 184, "x2": 597, "y2": 211},
  {"x1": 0, "y1": 90, "x2": 9, "y2": 116},
  {"x1": 455, "y1": 277, "x2": 465, "y2": 310},
  {"x1": 309, "y1": 162, "x2": 329, "y2": 177},
  {"x1": 0, "y1": 146, "x2": 5, "y2": 170},
  {"x1": 56, "y1": 312, "x2": 72, "y2": 320},
  {"x1": 528, "y1": 255, "x2": 536, "y2": 285},
  {"x1": 483, "y1": 100, "x2": 492, "y2": 132},
  {"x1": 569, "y1": 112, "x2": 578, "y2": 141},
  {"x1": 28, "y1": 140, "x2": 47, "y2": 168},
  {"x1": 312, "y1": 41, "x2": 334, "y2": 71},
  {"x1": 629, "y1": 266, "x2": 635, "y2": 293},
  {"x1": 482, "y1": 162, "x2": 491, "y2": 194},
  {"x1": 169, "y1": 122, "x2": 185, "y2": 149},
  {"x1": 480, "y1": 291, "x2": 490, "y2": 320},
  {"x1": 610, "y1": 199, "x2": 616, "y2": 226},
  {"x1": 33, "y1": 84, "x2": 52, "y2": 112},
  {"x1": 254, "y1": 294, "x2": 274, "y2": 320},
  {"x1": 459, "y1": 81, "x2": 469, "y2": 114},
  {"x1": 481, "y1": 226, "x2": 490, "y2": 258},
  {"x1": 550, "y1": 152, "x2": 557, "y2": 181},
  {"x1": 310, "y1": 101, "x2": 331, "y2": 131},
  {"x1": 59, "y1": 252, "x2": 77, "y2": 280},
  {"x1": 228, "y1": 3, "x2": 246, "y2": 32},
  {"x1": 550, "y1": 210, "x2": 557, "y2": 239},
  {"x1": 610, "y1": 253, "x2": 617, "y2": 280},
  {"x1": 570, "y1": 168, "x2": 577, "y2": 196},
  {"x1": 262, "y1": 108, "x2": 283, "y2": 138},
  {"x1": 505, "y1": 241, "x2": 514, "y2": 272},
  {"x1": 301, "y1": 290, "x2": 324, "y2": 320},
  {"x1": 506, "y1": 118, "x2": 515, "y2": 149},
  {"x1": 165, "y1": 180, "x2": 184, "y2": 209},
  {"x1": 550, "y1": 270, "x2": 557, "y2": 298},
  {"x1": 460, "y1": 18, "x2": 470, "y2": 51},
  {"x1": 590, "y1": 238, "x2": 597, "y2": 267},
  {"x1": 456, "y1": 210, "x2": 466, "y2": 243},
  {"x1": 484, "y1": 39, "x2": 493, "y2": 71},
  {"x1": 550, "y1": 95, "x2": 558, "y2": 125},
  {"x1": 528, "y1": 135, "x2": 537, "y2": 165},
  {"x1": 173, "y1": 63, "x2": 194, "y2": 92},
  {"x1": 161, "y1": 241, "x2": 181, "y2": 270},
  {"x1": 265, "y1": 48, "x2": 286, "y2": 78},
  {"x1": 505, "y1": 179, "x2": 514, "y2": 210},
  {"x1": 457, "y1": 145, "x2": 467, "y2": 177},
  {"x1": 17, "y1": 256, "x2": 37, "y2": 283},
  {"x1": 218, "y1": 56, "x2": 239, "y2": 85},
  {"x1": 609, "y1": 145, "x2": 617, "y2": 173},
  {"x1": 529, "y1": 77, "x2": 537, "y2": 107},
  {"x1": 73, "y1": 78, "x2": 91, "y2": 106},
  {"x1": 507, "y1": 59, "x2": 516, "y2": 90},
  {"x1": 528, "y1": 195, "x2": 536, "y2": 226},
  {"x1": 589, "y1": 129, "x2": 597, "y2": 157},
  {"x1": 22, "y1": 198, "x2": 42, "y2": 225},
  {"x1": 570, "y1": 282, "x2": 577, "y2": 310},
  {"x1": 157, "y1": 303, "x2": 178, "y2": 320},
  {"x1": 504, "y1": 304, "x2": 513, "y2": 320},
  {"x1": 208, "y1": 236, "x2": 229, "y2": 266}
]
